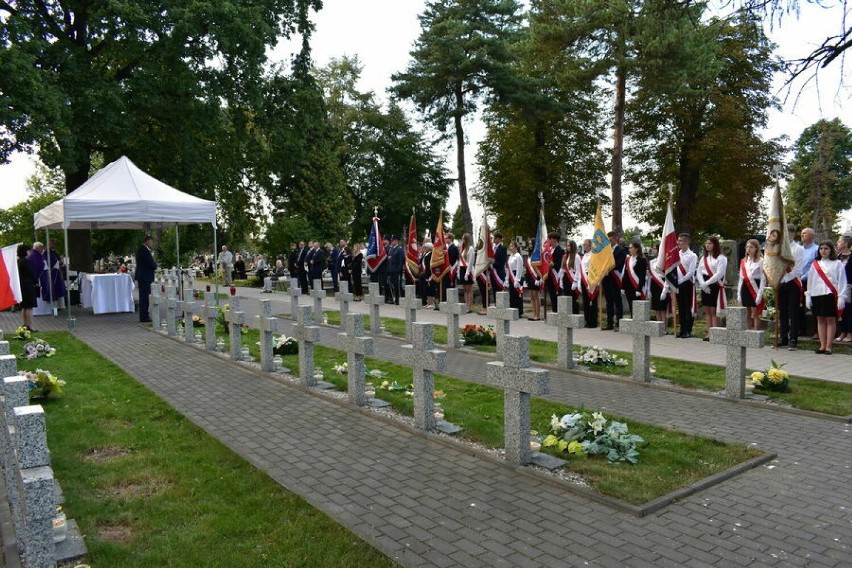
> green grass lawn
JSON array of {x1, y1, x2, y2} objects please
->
[
  {"x1": 321, "y1": 311, "x2": 852, "y2": 416},
  {"x1": 16, "y1": 332, "x2": 396, "y2": 568}
]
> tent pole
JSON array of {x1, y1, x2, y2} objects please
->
[
  {"x1": 45, "y1": 227, "x2": 56, "y2": 316},
  {"x1": 64, "y1": 227, "x2": 74, "y2": 332},
  {"x1": 175, "y1": 224, "x2": 183, "y2": 300},
  {"x1": 213, "y1": 228, "x2": 219, "y2": 306}
]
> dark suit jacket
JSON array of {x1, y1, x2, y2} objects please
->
[
  {"x1": 135, "y1": 245, "x2": 157, "y2": 283},
  {"x1": 493, "y1": 243, "x2": 507, "y2": 279},
  {"x1": 310, "y1": 248, "x2": 326, "y2": 281}
]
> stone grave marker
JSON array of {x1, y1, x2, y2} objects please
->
[
  {"x1": 618, "y1": 300, "x2": 664, "y2": 382},
  {"x1": 0, "y1": 353, "x2": 16, "y2": 386},
  {"x1": 292, "y1": 306, "x2": 322, "y2": 387},
  {"x1": 257, "y1": 299, "x2": 279, "y2": 372},
  {"x1": 440, "y1": 287, "x2": 468, "y2": 349},
  {"x1": 225, "y1": 296, "x2": 246, "y2": 361},
  {"x1": 710, "y1": 306, "x2": 765, "y2": 398},
  {"x1": 335, "y1": 280, "x2": 354, "y2": 324},
  {"x1": 149, "y1": 287, "x2": 162, "y2": 330},
  {"x1": 487, "y1": 291, "x2": 518, "y2": 351},
  {"x1": 180, "y1": 299, "x2": 197, "y2": 343},
  {"x1": 202, "y1": 301, "x2": 219, "y2": 351},
  {"x1": 338, "y1": 313, "x2": 374, "y2": 407},
  {"x1": 288, "y1": 280, "x2": 302, "y2": 319},
  {"x1": 399, "y1": 285, "x2": 420, "y2": 341},
  {"x1": 546, "y1": 296, "x2": 585, "y2": 369},
  {"x1": 310, "y1": 279, "x2": 325, "y2": 324},
  {"x1": 402, "y1": 322, "x2": 455, "y2": 432},
  {"x1": 486, "y1": 335, "x2": 560, "y2": 468},
  {"x1": 165, "y1": 286, "x2": 179, "y2": 336},
  {"x1": 364, "y1": 282, "x2": 384, "y2": 335}
]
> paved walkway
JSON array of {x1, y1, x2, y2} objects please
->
[{"x1": 5, "y1": 292, "x2": 850, "y2": 567}]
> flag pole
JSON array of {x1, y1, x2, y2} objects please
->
[
  {"x1": 539, "y1": 192, "x2": 548, "y2": 321},
  {"x1": 667, "y1": 188, "x2": 679, "y2": 337},
  {"x1": 773, "y1": 284, "x2": 780, "y2": 348}
]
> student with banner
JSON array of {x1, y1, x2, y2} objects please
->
[{"x1": 586, "y1": 202, "x2": 615, "y2": 329}]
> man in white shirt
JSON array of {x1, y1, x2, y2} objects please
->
[
  {"x1": 675, "y1": 233, "x2": 698, "y2": 338},
  {"x1": 778, "y1": 224, "x2": 805, "y2": 350},
  {"x1": 799, "y1": 227, "x2": 818, "y2": 337},
  {"x1": 218, "y1": 245, "x2": 234, "y2": 285}
]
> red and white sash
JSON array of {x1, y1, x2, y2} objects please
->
[
  {"x1": 581, "y1": 267, "x2": 599, "y2": 301},
  {"x1": 609, "y1": 266, "x2": 623, "y2": 287},
  {"x1": 508, "y1": 264, "x2": 524, "y2": 292},
  {"x1": 457, "y1": 250, "x2": 469, "y2": 282},
  {"x1": 703, "y1": 256, "x2": 726, "y2": 313},
  {"x1": 740, "y1": 259, "x2": 764, "y2": 315},
  {"x1": 785, "y1": 266, "x2": 803, "y2": 301},
  {"x1": 626, "y1": 258, "x2": 646, "y2": 300},
  {"x1": 813, "y1": 260, "x2": 842, "y2": 317}
]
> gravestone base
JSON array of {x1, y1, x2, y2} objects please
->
[
  {"x1": 312, "y1": 380, "x2": 336, "y2": 390},
  {"x1": 367, "y1": 398, "x2": 391, "y2": 409},
  {"x1": 530, "y1": 452, "x2": 567, "y2": 471},
  {"x1": 436, "y1": 421, "x2": 463, "y2": 435},
  {"x1": 56, "y1": 518, "x2": 87, "y2": 564}
]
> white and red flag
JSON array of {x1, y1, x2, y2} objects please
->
[
  {"x1": 655, "y1": 199, "x2": 680, "y2": 291},
  {"x1": 0, "y1": 244, "x2": 22, "y2": 311}
]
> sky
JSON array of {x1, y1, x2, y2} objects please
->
[{"x1": 1, "y1": 0, "x2": 849, "y2": 235}]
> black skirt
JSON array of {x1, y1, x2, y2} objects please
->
[
  {"x1": 701, "y1": 284, "x2": 721, "y2": 308},
  {"x1": 740, "y1": 279, "x2": 761, "y2": 308},
  {"x1": 650, "y1": 279, "x2": 667, "y2": 312},
  {"x1": 811, "y1": 293, "x2": 838, "y2": 318}
]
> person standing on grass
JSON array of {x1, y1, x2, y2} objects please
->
[
  {"x1": 806, "y1": 240, "x2": 847, "y2": 355},
  {"x1": 135, "y1": 236, "x2": 158, "y2": 323},
  {"x1": 17, "y1": 244, "x2": 39, "y2": 331},
  {"x1": 778, "y1": 224, "x2": 805, "y2": 350}
]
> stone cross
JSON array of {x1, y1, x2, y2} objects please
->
[
  {"x1": 399, "y1": 285, "x2": 420, "y2": 341},
  {"x1": 364, "y1": 282, "x2": 385, "y2": 335},
  {"x1": 165, "y1": 286, "x2": 179, "y2": 336},
  {"x1": 402, "y1": 323, "x2": 447, "y2": 431},
  {"x1": 288, "y1": 280, "x2": 302, "y2": 319},
  {"x1": 256, "y1": 299, "x2": 280, "y2": 372},
  {"x1": 335, "y1": 280, "x2": 354, "y2": 324},
  {"x1": 149, "y1": 287, "x2": 162, "y2": 330},
  {"x1": 440, "y1": 287, "x2": 468, "y2": 348},
  {"x1": 546, "y1": 296, "x2": 586, "y2": 369},
  {"x1": 618, "y1": 300, "x2": 664, "y2": 382},
  {"x1": 337, "y1": 313, "x2": 374, "y2": 406},
  {"x1": 485, "y1": 335, "x2": 549, "y2": 465},
  {"x1": 292, "y1": 306, "x2": 320, "y2": 386},
  {"x1": 224, "y1": 296, "x2": 246, "y2": 361},
  {"x1": 202, "y1": 302, "x2": 219, "y2": 351},
  {"x1": 710, "y1": 306, "x2": 765, "y2": 398},
  {"x1": 180, "y1": 300, "x2": 197, "y2": 343},
  {"x1": 487, "y1": 291, "x2": 518, "y2": 351},
  {"x1": 310, "y1": 279, "x2": 325, "y2": 324},
  {"x1": 0, "y1": 354, "x2": 17, "y2": 386}
]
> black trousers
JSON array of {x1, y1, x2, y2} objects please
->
[
  {"x1": 509, "y1": 285, "x2": 524, "y2": 316},
  {"x1": 583, "y1": 292, "x2": 598, "y2": 328},
  {"x1": 677, "y1": 281, "x2": 694, "y2": 335},
  {"x1": 138, "y1": 281, "x2": 152, "y2": 321},
  {"x1": 778, "y1": 279, "x2": 802, "y2": 342},
  {"x1": 603, "y1": 275, "x2": 623, "y2": 325}
]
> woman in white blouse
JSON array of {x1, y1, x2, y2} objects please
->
[
  {"x1": 806, "y1": 240, "x2": 848, "y2": 355},
  {"x1": 736, "y1": 239, "x2": 765, "y2": 330},
  {"x1": 697, "y1": 236, "x2": 728, "y2": 339},
  {"x1": 507, "y1": 240, "x2": 525, "y2": 317}
]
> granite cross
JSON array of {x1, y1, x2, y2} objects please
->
[
  {"x1": 485, "y1": 335, "x2": 549, "y2": 465},
  {"x1": 180, "y1": 299, "x2": 197, "y2": 343},
  {"x1": 440, "y1": 287, "x2": 468, "y2": 348},
  {"x1": 546, "y1": 295, "x2": 586, "y2": 369},
  {"x1": 165, "y1": 286, "x2": 179, "y2": 336},
  {"x1": 618, "y1": 300, "x2": 665, "y2": 382},
  {"x1": 292, "y1": 305, "x2": 320, "y2": 386},
  {"x1": 202, "y1": 301, "x2": 219, "y2": 351},
  {"x1": 288, "y1": 279, "x2": 302, "y2": 319},
  {"x1": 335, "y1": 280, "x2": 354, "y2": 324},
  {"x1": 709, "y1": 306, "x2": 765, "y2": 398},
  {"x1": 224, "y1": 296, "x2": 246, "y2": 361},
  {"x1": 402, "y1": 322, "x2": 447, "y2": 431},
  {"x1": 256, "y1": 299, "x2": 280, "y2": 372},
  {"x1": 487, "y1": 291, "x2": 518, "y2": 351},
  {"x1": 364, "y1": 282, "x2": 384, "y2": 335},
  {"x1": 149, "y1": 287, "x2": 162, "y2": 330},
  {"x1": 399, "y1": 285, "x2": 420, "y2": 341},
  {"x1": 310, "y1": 279, "x2": 325, "y2": 324},
  {"x1": 337, "y1": 313, "x2": 374, "y2": 406}
]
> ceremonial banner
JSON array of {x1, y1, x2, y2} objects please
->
[
  {"x1": 473, "y1": 214, "x2": 494, "y2": 279},
  {"x1": 763, "y1": 184, "x2": 795, "y2": 288},
  {"x1": 365, "y1": 216, "x2": 387, "y2": 272},
  {"x1": 587, "y1": 202, "x2": 615, "y2": 287},
  {"x1": 527, "y1": 204, "x2": 551, "y2": 282},
  {"x1": 0, "y1": 243, "x2": 22, "y2": 311},
  {"x1": 655, "y1": 199, "x2": 680, "y2": 291},
  {"x1": 405, "y1": 213, "x2": 420, "y2": 280},
  {"x1": 430, "y1": 212, "x2": 451, "y2": 280}
]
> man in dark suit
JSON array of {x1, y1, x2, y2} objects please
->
[
  {"x1": 602, "y1": 231, "x2": 627, "y2": 330},
  {"x1": 297, "y1": 241, "x2": 310, "y2": 294},
  {"x1": 491, "y1": 231, "x2": 507, "y2": 304},
  {"x1": 135, "y1": 236, "x2": 158, "y2": 322},
  {"x1": 386, "y1": 235, "x2": 405, "y2": 304},
  {"x1": 446, "y1": 232, "x2": 459, "y2": 297},
  {"x1": 328, "y1": 242, "x2": 340, "y2": 292},
  {"x1": 546, "y1": 232, "x2": 565, "y2": 312},
  {"x1": 309, "y1": 241, "x2": 326, "y2": 289}
]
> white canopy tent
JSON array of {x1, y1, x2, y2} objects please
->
[{"x1": 33, "y1": 156, "x2": 219, "y2": 324}]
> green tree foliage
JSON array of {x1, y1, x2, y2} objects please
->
[
  {"x1": 392, "y1": 0, "x2": 525, "y2": 238},
  {"x1": 315, "y1": 56, "x2": 450, "y2": 243},
  {"x1": 784, "y1": 118, "x2": 852, "y2": 236},
  {"x1": 0, "y1": 162, "x2": 62, "y2": 246},
  {"x1": 626, "y1": 10, "x2": 782, "y2": 239},
  {"x1": 0, "y1": 0, "x2": 321, "y2": 268}
]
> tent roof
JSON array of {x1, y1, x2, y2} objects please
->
[{"x1": 34, "y1": 156, "x2": 217, "y2": 230}]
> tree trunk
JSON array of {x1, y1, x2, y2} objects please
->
[
  {"x1": 676, "y1": 141, "x2": 701, "y2": 236},
  {"x1": 610, "y1": 65, "x2": 626, "y2": 236},
  {"x1": 64, "y1": 160, "x2": 94, "y2": 273},
  {"x1": 453, "y1": 85, "x2": 473, "y2": 237}
]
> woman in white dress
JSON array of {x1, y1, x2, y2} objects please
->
[{"x1": 806, "y1": 241, "x2": 848, "y2": 355}]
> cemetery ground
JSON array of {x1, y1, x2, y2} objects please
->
[{"x1": 2, "y1": 295, "x2": 849, "y2": 567}]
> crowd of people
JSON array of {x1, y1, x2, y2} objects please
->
[{"x1": 13, "y1": 239, "x2": 67, "y2": 332}]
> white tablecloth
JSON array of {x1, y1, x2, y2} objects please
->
[{"x1": 81, "y1": 273, "x2": 136, "y2": 314}]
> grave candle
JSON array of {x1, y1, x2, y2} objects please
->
[
  {"x1": 194, "y1": 330, "x2": 202, "y2": 342},
  {"x1": 216, "y1": 338, "x2": 225, "y2": 351},
  {"x1": 530, "y1": 440, "x2": 541, "y2": 452},
  {"x1": 272, "y1": 355, "x2": 283, "y2": 370}
]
